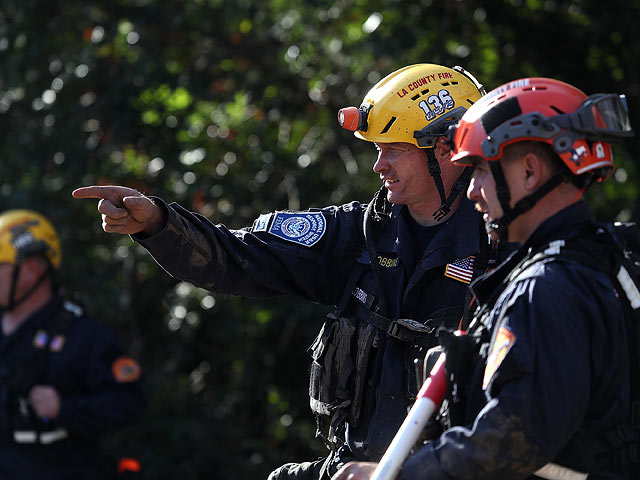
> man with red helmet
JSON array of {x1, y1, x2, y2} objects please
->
[{"x1": 332, "y1": 78, "x2": 636, "y2": 479}]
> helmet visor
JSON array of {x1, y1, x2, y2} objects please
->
[{"x1": 554, "y1": 93, "x2": 633, "y2": 141}]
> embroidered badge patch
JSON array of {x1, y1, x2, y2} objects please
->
[
  {"x1": 252, "y1": 213, "x2": 272, "y2": 233},
  {"x1": 268, "y1": 212, "x2": 326, "y2": 247},
  {"x1": 49, "y1": 335, "x2": 65, "y2": 352},
  {"x1": 483, "y1": 326, "x2": 516, "y2": 390},
  {"x1": 112, "y1": 356, "x2": 142, "y2": 383},
  {"x1": 444, "y1": 255, "x2": 475, "y2": 284},
  {"x1": 33, "y1": 330, "x2": 48, "y2": 349}
]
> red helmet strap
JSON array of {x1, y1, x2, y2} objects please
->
[{"x1": 485, "y1": 161, "x2": 563, "y2": 242}]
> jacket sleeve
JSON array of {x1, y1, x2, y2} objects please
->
[
  {"x1": 55, "y1": 318, "x2": 145, "y2": 437},
  {"x1": 134, "y1": 199, "x2": 365, "y2": 305},
  {"x1": 401, "y1": 262, "x2": 619, "y2": 479}
]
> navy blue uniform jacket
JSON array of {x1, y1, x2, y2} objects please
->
[
  {"x1": 403, "y1": 202, "x2": 632, "y2": 479},
  {"x1": 0, "y1": 295, "x2": 144, "y2": 479},
  {"x1": 136, "y1": 196, "x2": 484, "y2": 460}
]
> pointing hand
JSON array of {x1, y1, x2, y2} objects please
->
[{"x1": 72, "y1": 185, "x2": 166, "y2": 236}]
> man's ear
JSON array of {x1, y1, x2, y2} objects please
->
[
  {"x1": 521, "y1": 153, "x2": 545, "y2": 191},
  {"x1": 433, "y1": 136, "x2": 452, "y2": 162}
]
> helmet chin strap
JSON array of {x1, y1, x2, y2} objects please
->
[
  {"x1": 486, "y1": 162, "x2": 564, "y2": 242},
  {"x1": 4, "y1": 261, "x2": 53, "y2": 312},
  {"x1": 425, "y1": 149, "x2": 473, "y2": 222}
]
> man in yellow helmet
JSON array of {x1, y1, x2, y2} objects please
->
[
  {"x1": 73, "y1": 64, "x2": 492, "y2": 479},
  {"x1": 0, "y1": 210, "x2": 144, "y2": 479}
]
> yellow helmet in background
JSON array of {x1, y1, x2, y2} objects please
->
[
  {"x1": 0, "y1": 209, "x2": 61, "y2": 269},
  {"x1": 339, "y1": 64, "x2": 485, "y2": 147}
]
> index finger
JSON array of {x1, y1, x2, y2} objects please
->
[{"x1": 72, "y1": 186, "x2": 121, "y2": 199}]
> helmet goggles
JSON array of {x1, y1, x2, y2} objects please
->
[
  {"x1": 462, "y1": 93, "x2": 634, "y2": 161},
  {"x1": 551, "y1": 93, "x2": 633, "y2": 142}
]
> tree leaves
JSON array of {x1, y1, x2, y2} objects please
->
[{"x1": 1, "y1": 1, "x2": 638, "y2": 477}]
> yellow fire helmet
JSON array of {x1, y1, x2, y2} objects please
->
[
  {"x1": 338, "y1": 64, "x2": 486, "y2": 222},
  {"x1": 338, "y1": 64, "x2": 485, "y2": 147},
  {"x1": 0, "y1": 209, "x2": 62, "y2": 269}
]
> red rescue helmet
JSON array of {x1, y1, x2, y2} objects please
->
[
  {"x1": 449, "y1": 77, "x2": 633, "y2": 240},
  {"x1": 451, "y1": 77, "x2": 632, "y2": 182}
]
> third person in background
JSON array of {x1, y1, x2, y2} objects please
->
[{"x1": 0, "y1": 209, "x2": 144, "y2": 479}]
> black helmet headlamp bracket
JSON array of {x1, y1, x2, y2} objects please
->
[{"x1": 414, "y1": 106, "x2": 469, "y2": 148}]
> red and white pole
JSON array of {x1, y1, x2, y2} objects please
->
[{"x1": 370, "y1": 352, "x2": 447, "y2": 480}]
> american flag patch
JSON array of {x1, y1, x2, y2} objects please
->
[{"x1": 444, "y1": 256, "x2": 475, "y2": 284}]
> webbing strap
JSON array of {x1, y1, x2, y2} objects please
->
[
  {"x1": 347, "y1": 301, "x2": 462, "y2": 348},
  {"x1": 363, "y1": 200, "x2": 389, "y2": 317},
  {"x1": 332, "y1": 259, "x2": 367, "y2": 318},
  {"x1": 462, "y1": 222, "x2": 494, "y2": 330}
]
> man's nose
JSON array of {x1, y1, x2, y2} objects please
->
[
  {"x1": 467, "y1": 175, "x2": 479, "y2": 201},
  {"x1": 373, "y1": 154, "x2": 389, "y2": 174}
]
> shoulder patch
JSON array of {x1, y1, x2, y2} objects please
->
[
  {"x1": 483, "y1": 326, "x2": 516, "y2": 390},
  {"x1": 268, "y1": 212, "x2": 326, "y2": 247},
  {"x1": 252, "y1": 213, "x2": 272, "y2": 233},
  {"x1": 112, "y1": 356, "x2": 142, "y2": 383}
]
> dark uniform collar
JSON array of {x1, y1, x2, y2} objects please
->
[
  {"x1": 522, "y1": 201, "x2": 595, "y2": 252},
  {"x1": 470, "y1": 201, "x2": 595, "y2": 307},
  {"x1": 396, "y1": 198, "x2": 484, "y2": 296},
  {"x1": 392, "y1": 197, "x2": 482, "y2": 267}
]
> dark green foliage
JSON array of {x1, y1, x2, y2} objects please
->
[{"x1": 1, "y1": 1, "x2": 638, "y2": 477}]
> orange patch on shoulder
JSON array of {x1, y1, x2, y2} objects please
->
[
  {"x1": 112, "y1": 356, "x2": 141, "y2": 383},
  {"x1": 483, "y1": 326, "x2": 516, "y2": 390}
]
